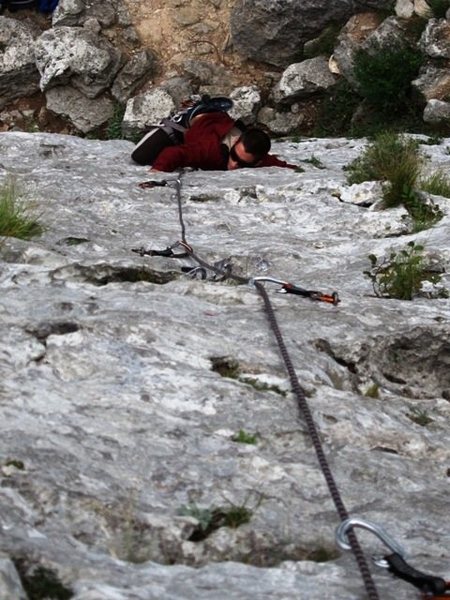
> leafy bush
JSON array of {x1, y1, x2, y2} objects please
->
[
  {"x1": 364, "y1": 242, "x2": 446, "y2": 300},
  {"x1": 427, "y1": 0, "x2": 450, "y2": 18},
  {"x1": 401, "y1": 186, "x2": 444, "y2": 232},
  {"x1": 106, "y1": 103, "x2": 126, "y2": 140},
  {"x1": 0, "y1": 178, "x2": 43, "y2": 240},
  {"x1": 303, "y1": 22, "x2": 342, "y2": 58},
  {"x1": 353, "y1": 42, "x2": 423, "y2": 114},
  {"x1": 314, "y1": 80, "x2": 361, "y2": 137}
]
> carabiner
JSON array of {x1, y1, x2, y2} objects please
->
[
  {"x1": 336, "y1": 517, "x2": 406, "y2": 562},
  {"x1": 251, "y1": 276, "x2": 288, "y2": 287}
]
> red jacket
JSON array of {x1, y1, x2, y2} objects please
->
[{"x1": 152, "y1": 112, "x2": 297, "y2": 172}]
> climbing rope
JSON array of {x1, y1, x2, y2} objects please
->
[{"x1": 136, "y1": 172, "x2": 383, "y2": 598}]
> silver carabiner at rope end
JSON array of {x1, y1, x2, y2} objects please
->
[
  {"x1": 335, "y1": 517, "x2": 406, "y2": 562},
  {"x1": 250, "y1": 276, "x2": 287, "y2": 287}
]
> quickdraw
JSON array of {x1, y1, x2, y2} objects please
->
[
  {"x1": 251, "y1": 276, "x2": 340, "y2": 305},
  {"x1": 336, "y1": 518, "x2": 450, "y2": 598}
]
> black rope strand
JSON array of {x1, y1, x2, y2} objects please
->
[
  {"x1": 171, "y1": 172, "x2": 380, "y2": 599},
  {"x1": 254, "y1": 281, "x2": 380, "y2": 600}
]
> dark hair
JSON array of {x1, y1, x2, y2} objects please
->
[{"x1": 241, "y1": 128, "x2": 271, "y2": 159}]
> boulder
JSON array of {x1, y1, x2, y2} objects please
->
[
  {"x1": 272, "y1": 57, "x2": 338, "y2": 105},
  {"x1": 230, "y1": 0, "x2": 395, "y2": 67},
  {"x1": 52, "y1": 0, "x2": 119, "y2": 28},
  {"x1": 111, "y1": 50, "x2": 157, "y2": 104},
  {"x1": 122, "y1": 87, "x2": 175, "y2": 136},
  {"x1": 412, "y1": 65, "x2": 450, "y2": 102},
  {"x1": 332, "y1": 12, "x2": 384, "y2": 86},
  {"x1": 45, "y1": 86, "x2": 115, "y2": 133},
  {"x1": 0, "y1": 17, "x2": 40, "y2": 109},
  {"x1": 34, "y1": 26, "x2": 122, "y2": 98},
  {"x1": 181, "y1": 59, "x2": 235, "y2": 95},
  {"x1": 395, "y1": 0, "x2": 415, "y2": 18},
  {"x1": 257, "y1": 105, "x2": 304, "y2": 135},
  {"x1": 160, "y1": 76, "x2": 195, "y2": 108},
  {"x1": 228, "y1": 85, "x2": 261, "y2": 124},
  {"x1": 423, "y1": 98, "x2": 450, "y2": 123},
  {"x1": 420, "y1": 18, "x2": 450, "y2": 59},
  {"x1": 334, "y1": 14, "x2": 420, "y2": 90}
]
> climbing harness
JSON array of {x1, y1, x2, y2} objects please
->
[{"x1": 336, "y1": 518, "x2": 450, "y2": 598}]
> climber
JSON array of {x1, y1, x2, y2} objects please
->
[{"x1": 131, "y1": 95, "x2": 297, "y2": 172}]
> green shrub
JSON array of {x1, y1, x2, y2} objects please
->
[
  {"x1": 353, "y1": 42, "x2": 423, "y2": 114},
  {"x1": 106, "y1": 103, "x2": 126, "y2": 140},
  {"x1": 427, "y1": 0, "x2": 449, "y2": 18},
  {"x1": 364, "y1": 241, "x2": 446, "y2": 300},
  {"x1": 314, "y1": 80, "x2": 361, "y2": 137},
  {"x1": 0, "y1": 178, "x2": 43, "y2": 240},
  {"x1": 303, "y1": 22, "x2": 341, "y2": 58},
  {"x1": 401, "y1": 186, "x2": 444, "y2": 232}
]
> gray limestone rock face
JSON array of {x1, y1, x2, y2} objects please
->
[
  {"x1": 0, "y1": 557, "x2": 26, "y2": 600},
  {"x1": 34, "y1": 26, "x2": 122, "y2": 98},
  {"x1": 0, "y1": 131, "x2": 449, "y2": 599},
  {"x1": 230, "y1": 0, "x2": 396, "y2": 67},
  {"x1": 0, "y1": 17, "x2": 40, "y2": 109}
]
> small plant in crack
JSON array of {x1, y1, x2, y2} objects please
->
[
  {"x1": 364, "y1": 383, "x2": 380, "y2": 398},
  {"x1": 178, "y1": 493, "x2": 262, "y2": 541},
  {"x1": 307, "y1": 546, "x2": 341, "y2": 562},
  {"x1": 12, "y1": 560, "x2": 73, "y2": 600},
  {"x1": 407, "y1": 406, "x2": 434, "y2": 427},
  {"x1": 239, "y1": 376, "x2": 287, "y2": 396},
  {"x1": 3, "y1": 458, "x2": 25, "y2": 470},
  {"x1": 232, "y1": 429, "x2": 259, "y2": 444},
  {"x1": 210, "y1": 356, "x2": 240, "y2": 378},
  {"x1": 302, "y1": 155, "x2": 326, "y2": 169},
  {"x1": 364, "y1": 242, "x2": 447, "y2": 300}
]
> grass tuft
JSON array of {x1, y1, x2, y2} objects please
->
[
  {"x1": 0, "y1": 178, "x2": 43, "y2": 240},
  {"x1": 419, "y1": 170, "x2": 450, "y2": 198},
  {"x1": 345, "y1": 132, "x2": 444, "y2": 230}
]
